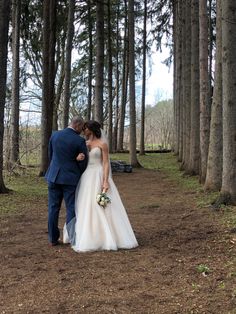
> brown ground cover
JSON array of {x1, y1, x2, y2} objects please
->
[{"x1": 0, "y1": 168, "x2": 236, "y2": 313}]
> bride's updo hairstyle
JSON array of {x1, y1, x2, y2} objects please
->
[{"x1": 84, "y1": 120, "x2": 102, "y2": 138}]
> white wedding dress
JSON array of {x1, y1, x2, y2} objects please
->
[{"x1": 63, "y1": 146, "x2": 138, "y2": 252}]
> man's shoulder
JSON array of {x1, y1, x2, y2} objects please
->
[
  {"x1": 52, "y1": 128, "x2": 85, "y2": 143},
  {"x1": 51, "y1": 129, "x2": 64, "y2": 139},
  {"x1": 54, "y1": 128, "x2": 74, "y2": 136},
  {"x1": 65, "y1": 129, "x2": 86, "y2": 144}
]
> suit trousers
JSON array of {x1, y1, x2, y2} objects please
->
[{"x1": 48, "y1": 182, "x2": 77, "y2": 243}]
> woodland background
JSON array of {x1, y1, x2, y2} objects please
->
[{"x1": 1, "y1": 1, "x2": 236, "y2": 312}]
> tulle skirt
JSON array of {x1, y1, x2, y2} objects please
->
[{"x1": 64, "y1": 164, "x2": 138, "y2": 252}]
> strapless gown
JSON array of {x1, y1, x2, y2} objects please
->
[{"x1": 63, "y1": 147, "x2": 138, "y2": 252}]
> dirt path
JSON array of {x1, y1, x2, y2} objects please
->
[{"x1": 0, "y1": 169, "x2": 235, "y2": 313}]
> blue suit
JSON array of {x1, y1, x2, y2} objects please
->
[{"x1": 45, "y1": 127, "x2": 88, "y2": 244}]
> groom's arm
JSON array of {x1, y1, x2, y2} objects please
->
[
  {"x1": 77, "y1": 138, "x2": 88, "y2": 173},
  {"x1": 48, "y1": 135, "x2": 53, "y2": 162},
  {"x1": 48, "y1": 131, "x2": 57, "y2": 162}
]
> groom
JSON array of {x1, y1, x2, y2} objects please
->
[{"x1": 45, "y1": 116, "x2": 88, "y2": 246}]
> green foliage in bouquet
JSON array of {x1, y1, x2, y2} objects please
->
[{"x1": 96, "y1": 192, "x2": 111, "y2": 208}]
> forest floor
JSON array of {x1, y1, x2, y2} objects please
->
[{"x1": 0, "y1": 153, "x2": 236, "y2": 314}]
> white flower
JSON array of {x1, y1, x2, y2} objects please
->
[{"x1": 96, "y1": 192, "x2": 111, "y2": 208}]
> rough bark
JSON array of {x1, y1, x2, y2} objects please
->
[
  {"x1": 189, "y1": 0, "x2": 200, "y2": 175},
  {"x1": 107, "y1": 0, "x2": 113, "y2": 152},
  {"x1": 53, "y1": 49, "x2": 65, "y2": 131},
  {"x1": 117, "y1": 0, "x2": 128, "y2": 151},
  {"x1": 181, "y1": 0, "x2": 191, "y2": 171},
  {"x1": 175, "y1": 0, "x2": 182, "y2": 159},
  {"x1": 94, "y1": 0, "x2": 104, "y2": 125},
  {"x1": 173, "y1": 0, "x2": 177, "y2": 154},
  {"x1": 113, "y1": 1, "x2": 120, "y2": 152},
  {"x1": 87, "y1": 0, "x2": 93, "y2": 121},
  {"x1": 10, "y1": 0, "x2": 21, "y2": 166},
  {"x1": 220, "y1": 0, "x2": 236, "y2": 204},
  {"x1": 199, "y1": 0, "x2": 210, "y2": 183},
  {"x1": 40, "y1": 0, "x2": 56, "y2": 176},
  {"x1": 185, "y1": 0, "x2": 192, "y2": 171},
  {"x1": 62, "y1": 0, "x2": 75, "y2": 128},
  {"x1": 179, "y1": 1, "x2": 186, "y2": 165},
  {"x1": 178, "y1": 0, "x2": 184, "y2": 162},
  {"x1": 139, "y1": 0, "x2": 147, "y2": 156},
  {"x1": 128, "y1": 0, "x2": 141, "y2": 167},
  {"x1": 0, "y1": 0, "x2": 10, "y2": 193},
  {"x1": 208, "y1": 0, "x2": 213, "y2": 102},
  {"x1": 205, "y1": 0, "x2": 222, "y2": 191}
]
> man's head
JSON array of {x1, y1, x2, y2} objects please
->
[{"x1": 70, "y1": 116, "x2": 84, "y2": 134}]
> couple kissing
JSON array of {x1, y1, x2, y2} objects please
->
[{"x1": 45, "y1": 117, "x2": 138, "y2": 252}]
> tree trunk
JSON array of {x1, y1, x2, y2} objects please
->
[
  {"x1": 107, "y1": 0, "x2": 113, "y2": 152},
  {"x1": 117, "y1": 0, "x2": 128, "y2": 151},
  {"x1": 179, "y1": 1, "x2": 186, "y2": 165},
  {"x1": 113, "y1": 1, "x2": 120, "y2": 152},
  {"x1": 128, "y1": 0, "x2": 141, "y2": 167},
  {"x1": 173, "y1": 0, "x2": 177, "y2": 154},
  {"x1": 185, "y1": 0, "x2": 192, "y2": 171},
  {"x1": 176, "y1": 0, "x2": 182, "y2": 160},
  {"x1": 62, "y1": 0, "x2": 75, "y2": 128},
  {"x1": 53, "y1": 48, "x2": 65, "y2": 131},
  {"x1": 87, "y1": 0, "x2": 93, "y2": 121},
  {"x1": 181, "y1": 0, "x2": 191, "y2": 171},
  {"x1": 139, "y1": 0, "x2": 147, "y2": 156},
  {"x1": 0, "y1": 0, "x2": 10, "y2": 193},
  {"x1": 208, "y1": 0, "x2": 213, "y2": 103},
  {"x1": 94, "y1": 0, "x2": 104, "y2": 125},
  {"x1": 178, "y1": 0, "x2": 184, "y2": 162},
  {"x1": 220, "y1": 0, "x2": 236, "y2": 204},
  {"x1": 53, "y1": 35, "x2": 66, "y2": 130},
  {"x1": 40, "y1": 0, "x2": 56, "y2": 176},
  {"x1": 189, "y1": 0, "x2": 200, "y2": 175},
  {"x1": 199, "y1": 0, "x2": 210, "y2": 183},
  {"x1": 205, "y1": 0, "x2": 222, "y2": 191},
  {"x1": 10, "y1": 0, "x2": 21, "y2": 167}
]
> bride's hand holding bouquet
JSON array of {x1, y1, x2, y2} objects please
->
[
  {"x1": 102, "y1": 181, "x2": 109, "y2": 193},
  {"x1": 97, "y1": 182, "x2": 111, "y2": 208}
]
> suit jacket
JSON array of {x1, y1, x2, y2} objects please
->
[{"x1": 45, "y1": 127, "x2": 88, "y2": 185}]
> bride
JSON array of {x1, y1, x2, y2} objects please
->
[{"x1": 63, "y1": 120, "x2": 138, "y2": 252}]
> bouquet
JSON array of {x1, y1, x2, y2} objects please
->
[{"x1": 96, "y1": 192, "x2": 111, "y2": 208}]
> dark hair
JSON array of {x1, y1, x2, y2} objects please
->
[{"x1": 84, "y1": 120, "x2": 101, "y2": 138}]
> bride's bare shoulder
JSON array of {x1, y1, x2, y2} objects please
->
[
  {"x1": 100, "y1": 141, "x2": 108, "y2": 152},
  {"x1": 94, "y1": 139, "x2": 107, "y2": 150}
]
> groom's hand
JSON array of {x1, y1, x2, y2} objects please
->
[{"x1": 76, "y1": 153, "x2": 85, "y2": 161}]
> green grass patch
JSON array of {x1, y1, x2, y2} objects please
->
[
  {"x1": 222, "y1": 206, "x2": 236, "y2": 230},
  {"x1": 20, "y1": 152, "x2": 40, "y2": 166},
  {"x1": 196, "y1": 264, "x2": 211, "y2": 274},
  {"x1": 112, "y1": 152, "x2": 194, "y2": 186},
  {"x1": 112, "y1": 152, "x2": 236, "y2": 230},
  {"x1": 111, "y1": 152, "x2": 215, "y2": 199},
  {"x1": 0, "y1": 168, "x2": 47, "y2": 215}
]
